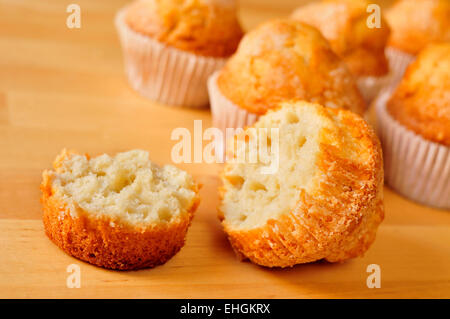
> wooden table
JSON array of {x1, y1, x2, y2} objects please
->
[{"x1": 0, "y1": 0, "x2": 449, "y2": 299}]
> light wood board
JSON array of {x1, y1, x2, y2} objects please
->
[{"x1": 0, "y1": 0, "x2": 449, "y2": 298}]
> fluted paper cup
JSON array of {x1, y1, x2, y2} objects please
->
[
  {"x1": 375, "y1": 88, "x2": 450, "y2": 209},
  {"x1": 385, "y1": 47, "x2": 415, "y2": 88},
  {"x1": 208, "y1": 71, "x2": 259, "y2": 156},
  {"x1": 357, "y1": 75, "x2": 390, "y2": 104},
  {"x1": 357, "y1": 47, "x2": 415, "y2": 103},
  {"x1": 115, "y1": 8, "x2": 227, "y2": 108}
]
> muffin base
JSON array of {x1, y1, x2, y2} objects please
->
[
  {"x1": 375, "y1": 88, "x2": 450, "y2": 209},
  {"x1": 115, "y1": 8, "x2": 226, "y2": 108},
  {"x1": 223, "y1": 196, "x2": 384, "y2": 268},
  {"x1": 41, "y1": 174, "x2": 199, "y2": 270}
]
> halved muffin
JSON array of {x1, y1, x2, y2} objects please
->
[
  {"x1": 116, "y1": 0, "x2": 243, "y2": 108},
  {"x1": 41, "y1": 149, "x2": 200, "y2": 270},
  {"x1": 219, "y1": 101, "x2": 384, "y2": 267}
]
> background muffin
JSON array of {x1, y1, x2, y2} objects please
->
[
  {"x1": 41, "y1": 149, "x2": 200, "y2": 270},
  {"x1": 292, "y1": 0, "x2": 390, "y2": 77},
  {"x1": 219, "y1": 101, "x2": 384, "y2": 267},
  {"x1": 375, "y1": 43, "x2": 450, "y2": 208},
  {"x1": 386, "y1": 0, "x2": 450, "y2": 56},
  {"x1": 384, "y1": 0, "x2": 450, "y2": 85},
  {"x1": 116, "y1": 0, "x2": 243, "y2": 108},
  {"x1": 125, "y1": 0, "x2": 243, "y2": 57},
  {"x1": 208, "y1": 20, "x2": 366, "y2": 157},
  {"x1": 216, "y1": 19, "x2": 366, "y2": 116},
  {"x1": 387, "y1": 43, "x2": 450, "y2": 145}
]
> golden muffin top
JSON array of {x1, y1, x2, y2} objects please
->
[
  {"x1": 125, "y1": 0, "x2": 243, "y2": 57},
  {"x1": 217, "y1": 19, "x2": 366, "y2": 115},
  {"x1": 387, "y1": 43, "x2": 450, "y2": 146},
  {"x1": 386, "y1": 0, "x2": 450, "y2": 55},
  {"x1": 291, "y1": 0, "x2": 391, "y2": 77}
]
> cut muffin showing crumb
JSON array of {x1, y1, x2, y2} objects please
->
[
  {"x1": 219, "y1": 101, "x2": 384, "y2": 268},
  {"x1": 41, "y1": 149, "x2": 200, "y2": 270}
]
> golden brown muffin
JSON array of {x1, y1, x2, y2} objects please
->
[
  {"x1": 219, "y1": 101, "x2": 384, "y2": 267},
  {"x1": 41, "y1": 150, "x2": 200, "y2": 270},
  {"x1": 217, "y1": 20, "x2": 366, "y2": 116},
  {"x1": 387, "y1": 43, "x2": 450, "y2": 146},
  {"x1": 386, "y1": 0, "x2": 450, "y2": 55},
  {"x1": 292, "y1": 0, "x2": 390, "y2": 77},
  {"x1": 125, "y1": 0, "x2": 243, "y2": 57}
]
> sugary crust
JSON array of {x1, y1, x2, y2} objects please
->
[
  {"x1": 217, "y1": 20, "x2": 366, "y2": 116},
  {"x1": 292, "y1": 0, "x2": 390, "y2": 77},
  {"x1": 40, "y1": 151, "x2": 200, "y2": 270},
  {"x1": 387, "y1": 43, "x2": 450, "y2": 146},
  {"x1": 125, "y1": 0, "x2": 243, "y2": 58},
  {"x1": 386, "y1": 0, "x2": 450, "y2": 55},
  {"x1": 220, "y1": 105, "x2": 384, "y2": 267}
]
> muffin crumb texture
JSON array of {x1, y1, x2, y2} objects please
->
[
  {"x1": 220, "y1": 101, "x2": 384, "y2": 267},
  {"x1": 41, "y1": 149, "x2": 200, "y2": 270}
]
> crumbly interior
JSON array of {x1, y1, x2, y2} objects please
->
[
  {"x1": 51, "y1": 150, "x2": 197, "y2": 225},
  {"x1": 221, "y1": 103, "x2": 333, "y2": 230}
]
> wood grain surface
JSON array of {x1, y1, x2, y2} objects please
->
[{"x1": 0, "y1": 0, "x2": 449, "y2": 299}]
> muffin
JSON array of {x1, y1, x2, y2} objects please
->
[
  {"x1": 375, "y1": 43, "x2": 450, "y2": 208},
  {"x1": 208, "y1": 19, "x2": 366, "y2": 154},
  {"x1": 116, "y1": 0, "x2": 243, "y2": 108},
  {"x1": 219, "y1": 101, "x2": 384, "y2": 267},
  {"x1": 385, "y1": 0, "x2": 450, "y2": 84},
  {"x1": 41, "y1": 149, "x2": 200, "y2": 270},
  {"x1": 291, "y1": 0, "x2": 391, "y2": 102}
]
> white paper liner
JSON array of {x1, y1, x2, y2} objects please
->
[
  {"x1": 115, "y1": 8, "x2": 227, "y2": 108},
  {"x1": 357, "y1": 74, "x2": 390, "y2": 104},
  {"x1": 208, "y1": 71, "x2": 259, "y2": 157},
  {"x1": 375, "y1": 88, "x2": 450, "y2": 209},
  {"x1": 385, "y1": 47, "x2": 415, "y2": 89},
  {"x1": 357, "y1": 48, "x2": 415, "y2": 104}
]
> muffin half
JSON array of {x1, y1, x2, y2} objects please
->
[
  {"x1": 219, "y1": 101, "x2": 384, "y2": 267},
  {"x1": 41, "y1": 149, "x2": 200, "y2": 270}
]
